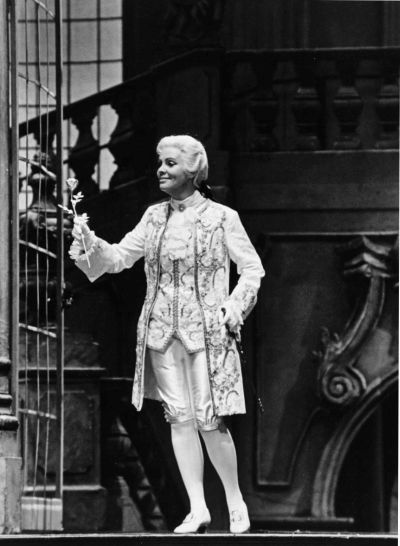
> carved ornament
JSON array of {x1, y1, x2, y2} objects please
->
[{"x1": 316, "y1": 236, "x2": 396, "y2": 407}]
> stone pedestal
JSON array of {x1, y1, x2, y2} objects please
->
[
  {"x1": 19, "y1": 329, "x2": 107, "y2": 532},
  {"x1": 0, "y1": 438, "x2": 21, "y2": 533}
]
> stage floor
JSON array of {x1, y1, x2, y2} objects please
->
[{"x1": 0, "y1": 532, "x2": 396, "y2": 545}]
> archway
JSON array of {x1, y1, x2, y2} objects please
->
[
  {"x1": 312, "y1": 370, "x2": 397, "y2": 531},
  {"x1": 335, "y1": 388, "x2": 397, "y2": 531}
]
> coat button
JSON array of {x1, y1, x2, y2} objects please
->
[{"x1": 178, "y1": 204, "x2": 185, "y2": 212}]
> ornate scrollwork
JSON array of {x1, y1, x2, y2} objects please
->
[
  {"x1": 316, "y1": 236, "x2": 397, "y2": 408},
  {"x1": 317, "y1": 327, "x2": 367, "y2": 406}
]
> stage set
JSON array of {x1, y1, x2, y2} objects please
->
[{"x1": 0, "y1": 0, "x2": 398, "y2": 541}]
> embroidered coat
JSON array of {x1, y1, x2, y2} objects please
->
[{"x1": 75, "y1": 196, "x2": 265, "y2": 416}]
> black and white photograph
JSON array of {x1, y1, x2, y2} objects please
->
[{"x1": 0, "y1": 1, "x2": 398, "y2": 544}]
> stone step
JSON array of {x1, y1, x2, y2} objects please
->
[{"x1": 0, "y1": 533, "x2": 395, "y2": 546}]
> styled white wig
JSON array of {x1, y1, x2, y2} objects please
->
[{"x1": 157, "y1": 135, "x2": 209, "y2": 187}]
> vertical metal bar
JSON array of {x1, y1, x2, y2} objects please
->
[
  {"x1": 43, "y1": 3, "x2": 51, "y2": 501},
  {"x1": 23, "y1": 0, "x2": 30, "y2": 491},
  {"x1": 55, "y1": 0, "x2": 64, "y2": 502},
  {"x1": 96, "y1": 0, "x2": 101, "y2": 188},
  {"x1": 66, "y1": 0, "x2": 71, "y2": 181},
  {"x1": 10, "y1": 0, "x2": 20, "y2": 421},
  {"x1": 33, "y1": 0, "x2": 41, "y2": 495},
  {"x1": 0, "y1": 0, "x2": 11, "y2": 380}
]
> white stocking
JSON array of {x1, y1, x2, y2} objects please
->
[
  {"x1": 171, "y1": 421, "x2": 207, "y2": 513},
  {"x1": 200, "y1": 426, "x2": 244, "y2": 512}
]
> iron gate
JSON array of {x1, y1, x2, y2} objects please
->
[{"x1": 9, "y1": 0, "x2": 64, "y2": 531}]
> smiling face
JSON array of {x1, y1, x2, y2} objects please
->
[{"x1": 157, "y1": 146, "x2": 195, "y2": 200}]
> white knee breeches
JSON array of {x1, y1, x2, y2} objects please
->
[{"x1": 147, "y1": 338, "x2": 221, "y2": 431}]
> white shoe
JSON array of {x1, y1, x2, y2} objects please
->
[
  {"x1": 173, "y1": 508, "x2": 211, "y2": 534},
  {"x1": 229, "y1": 503, "x2": 250, "y2": 533}
]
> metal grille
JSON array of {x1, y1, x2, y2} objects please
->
[{"x1": 9, "y1": 0, "x2": 64, "y2": 531}]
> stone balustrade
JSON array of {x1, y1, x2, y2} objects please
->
[
  {"x1": 224, "y1": 47, "x2": 399, "y2": 152},
  {"x1": 19, "y1": 47, "x2": 399, "y2": 195}
]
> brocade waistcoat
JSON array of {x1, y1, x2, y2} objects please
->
[{"x1": 147, "y1": 192, "x2": 205, "y2": 353}]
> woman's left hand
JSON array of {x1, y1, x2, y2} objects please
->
[{"x1": 218, "y1": 301, "x2": 243, "y2": 335}]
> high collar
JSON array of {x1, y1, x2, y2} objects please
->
[{"x1": 170, "y1": 190, "x2": 206, "y2": 212}]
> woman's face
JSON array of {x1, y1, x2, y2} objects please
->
[{"x1": 157, "y1": 146, "x2": 194, "y2": 199}]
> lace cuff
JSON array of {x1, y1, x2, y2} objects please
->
[
  {"x1": 69, "y1": 231, "x2": 99, "y2": 262},
  {"x1": 226, "y1": 283, "x2": 258, "y2": 320}
]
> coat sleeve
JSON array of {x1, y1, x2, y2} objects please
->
[
  {"x1": 73, "y1": 208, "x2": 149, "y2": 283},
  {"x1": 224, "y1": 209, "x2": 265, "y2": 319}
]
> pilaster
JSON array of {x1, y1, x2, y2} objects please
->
[{"x1": 0, "y1": 0, "x2": 22, "y2": 533}]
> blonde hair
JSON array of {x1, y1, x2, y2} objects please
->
[{"x1": 156, "y1": 135, "x2": 208, "y2": 188}]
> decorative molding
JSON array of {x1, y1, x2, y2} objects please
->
[
  {"x1": 0, "y1": 357, "x2": 11, "y2": 374},
  {"x1": 312, "y1": 236, "x2": 398, "y2": 517},
  {"x1": 255, "y1": 234, "x2": 397, "y2": 488},
  {"x1": 0, "y1": 394, "x2": 13, "y2": 409},
  {"x1": 316, "y1": 236, "x2": 396, "y2": 408},
  {"x1": 0, "y1": 415, "x2": 19, "y2": 431}
]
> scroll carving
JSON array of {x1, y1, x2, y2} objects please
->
[
  {"x1": 318, "y1": 327, "x2": 368, "y2": 406},
  {"x1": 316, "y1": 236, "x2": 396, "y2": 407}
]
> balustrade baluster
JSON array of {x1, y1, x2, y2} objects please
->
[
  {"x1": 332, "y1": 57, "x2": 363, "y2": 150},
  {"x1": 69, "y1": 108, "x2": 100, "y2": 196},
  {"x1": 248, "y1": 57, "x2": 278, "y2": 152},
  {"x1": 292, "y1": 56, "x2": 322, "y2": 151},
  {"x1": 222, "y1": 61, "x2": 256, "y2": 152},
  {"x1": 108, "y1": 89, "x2": 137, "y2": 189},
  {"x1": 375, "y1": 58, "x2": 399, "y2": 150},
  {"x1": 33, "y1": 124, "x2": 56, "y2": 161}
]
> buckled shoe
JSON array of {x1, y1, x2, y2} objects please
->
[
  {"x1": 173, "y1": 508, "x2": 211, "y2": 534},
  {"x1": 229, "y1": 503, "x2": 250, "y2": 534}
]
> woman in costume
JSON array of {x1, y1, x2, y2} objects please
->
[{"x1": 70, "y1": 135, "x2": 265, "y2": 534}]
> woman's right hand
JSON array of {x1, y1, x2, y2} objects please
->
[{"x1": 71, "y1": 214, "x2": 94, "y2": 248}]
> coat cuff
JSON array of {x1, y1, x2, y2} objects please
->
[{"x1": 227, "y1": 283, "x2": 258, "y2": 320}]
